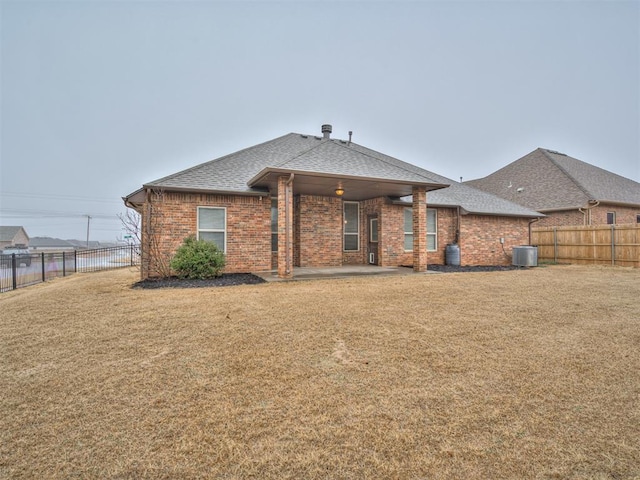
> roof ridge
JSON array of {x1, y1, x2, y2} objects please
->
[
  {"x1": 540, "y1": 148, "x2": 594, "y2": 200},
  {"x1": 271, "y1": 135, "x2": 330, "y2": 168},
  {"x1": 333, "y1": 140, "x2": 441, "y2": 183},
  {"x1": 145, "y1": 132, "x2": 297, "y2": 187}
]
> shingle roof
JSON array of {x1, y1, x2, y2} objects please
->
[
  {"x1": 130, "y1": 130, "x2": 542, "y2": 217},
  {"x1": 29, "y1": 237, "x2": 76, "y2": 248},
  {"x1": 466, "y1": 148, "x2": 640, "y2": 211},
  {"x1": 0, "y1": 226, "x2": 27, "y2": 242},
  {"x1": 145, "y1": 133, "x2": 444, "y2": 193},
  {"x1": 402, "y1": 172, "x2": 544, "y2": 218}
]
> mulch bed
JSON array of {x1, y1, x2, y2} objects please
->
[
  {"x1": 427, "y1": 264, "x2": 526, "y2": 273},
  {"x1": 132, "y1": 266, "x2": 525, "y2": 289},
  {"x1": 132, "y1": 273, "x2": 266, "y2": 289}
]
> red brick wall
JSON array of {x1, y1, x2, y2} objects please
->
[
  {"x1": 378, "y1": 203, "x2": 411, "y2": 267},
  {"x1": 296, "y1": 195, "x2": 343, "y2": 267},
  {"x1": 537, "y1": 205, "x2": 640, "y2": 227},
  {"x1": 141, "y1": 191, "x2": 271, "y2": 278},
  {"x1": 537, "y1": 210, "x2": 588, "y2": 227},
  {"x1": 590, "y1": 205, "x2": 640, "y2": 225},
  {"x1": 459, "y1": 215, "x2": 531, "y2": 265},
  {"x1": 140, "y1": 190, "x2": 540, "y2": 277},
  {"x1": 389, "y1": 207, "x2": 531, "y2": 267}
]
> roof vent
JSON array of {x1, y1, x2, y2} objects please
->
[{"x1": 321, "y1": 124, "x2": 332, "y2": 139}]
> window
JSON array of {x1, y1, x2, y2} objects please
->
[
  {"x1": 271, "y1": 198, "x2": 278, "y2": 252},
  {"x1": 405, "y1": 207, "x2": 438, "y2": 251},
  {"x1": 197, "y1": 207, "x2": 226, "y2": 252},
  {"x1": 404, "y1": 208, "x2": 413, "y2": 251},
  {"x1": 343, "y1": 202, "x2": 359, "y2": 251},
  {"x1": 607, "y1": 212, "x2": 616, "y2": 225},
  {"x1": 427, "y1": 208, "x2": 437, "y2": 251},
  {"x1": 637, "y1": 214, "x2": 640, "y2": 224},
  {"x1": 370, "y1": 217, "x2": 379, "y2": 243}
]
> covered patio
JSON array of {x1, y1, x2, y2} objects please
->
[{"x1": 249, "y1": 168, "x2": 446, "y2": 279}]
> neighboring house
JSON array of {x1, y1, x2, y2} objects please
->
[
  {"x1": 124, "y1": 125, "x2": 542, "y2": 279},
  {"x1": 466, "y1": 148, "x2": 640, "y2": 227},
  {"x1": 29, "y1": 237, "x2": 77, "y2": 251},
  {"x1": 67, "y1": 239, "x2": 102, "y2": 249},
  {"x1": 0, "y1": 226, "x2": 30, "y2": 249}
]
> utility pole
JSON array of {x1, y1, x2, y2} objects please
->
[{"x1": 86, "y1": 215, "x2": 91, "y2": 248}]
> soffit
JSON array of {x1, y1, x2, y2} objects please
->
[{"x1": 250, "y1": 169, "x2": 447, "y2": 201}]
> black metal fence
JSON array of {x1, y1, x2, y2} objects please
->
[{"x1": 0, "y1": 245, "x2": 140, "y2": 293}]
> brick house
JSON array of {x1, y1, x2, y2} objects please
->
[
  {"x1": 467, "y1": 148, "x2": 640, "y2": 227},
  {"x1": 124, "y1": 125, "x2": 542, "y2": 279},
  {"x1": 0, "y1": 226, "x2": 29, "y2": 249}
]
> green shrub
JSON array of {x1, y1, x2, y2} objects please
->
[{"x1": 170, "y1": 236, "x2": 226, "y2": 279}]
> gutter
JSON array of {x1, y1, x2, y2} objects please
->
[{"x1": 141, "y1": 184, "x2": 270, "y2": 197}]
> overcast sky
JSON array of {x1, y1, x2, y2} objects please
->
[{"x1": 1, "y1": 0, "x2": 638, "y2": 242}]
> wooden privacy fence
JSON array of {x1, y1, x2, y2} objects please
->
[{"x1": 531, "y1": 224, "x2": 640, "y2": 267}]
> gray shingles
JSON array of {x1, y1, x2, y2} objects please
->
[
  {"x1": 467, "y1": 148, "x2": 640, "y2": 210},
  {"x1": 0, "y1": 226, "x2": 25, "y2": 242},
  {"x1": 136, "y1": 131, "x2": 542, "y2": 217},
  {"x1": 144, "y1": 133, "x2": 443, "y2": 192}
]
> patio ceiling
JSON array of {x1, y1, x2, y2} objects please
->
[{"x1": 248, "y1": 168, "x2": 449, "y2": 201}]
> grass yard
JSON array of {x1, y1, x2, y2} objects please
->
[{"x1": 1, "y1": 265, "x2": 639, "y2": 479}]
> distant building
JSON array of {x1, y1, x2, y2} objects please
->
[
  {"x1": 29, "y1": 237, "x2": 77, "y2": 251},
  {"x1": 66, "y1": 239, "x2": 102, "y2": 249},
  {"x1": 0, "y1": 226, "x2": 30, "y2": 249}
]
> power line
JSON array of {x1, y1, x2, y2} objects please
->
[
  {"x1": 0, "y1": 208, "x2": 120, "y2": 219},
  {"x1": 0, "y1": 191, "x2": 123, "y2": 204}
]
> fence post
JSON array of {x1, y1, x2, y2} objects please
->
[
  {"x1": 41, "y1": 252, "x2": 45, "y2": 282},
  {"x1": 11, "y1": 254, "x2": 17, "y2": 291},
  {"x1": 611, "y1": 225, "x2": 615, "y2": 266},
  {"x1": 553, "y1": 227, "x2": 558, "y2": 264},
  {"x1": 74, "y1": 250, "x2": 77, "y2": 273}
]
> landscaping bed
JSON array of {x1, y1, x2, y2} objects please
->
[{"x1": 132, "y1": 273, "x2": 266, "y2": 289}]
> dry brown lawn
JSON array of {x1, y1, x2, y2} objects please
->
[{"x1": 1, "y1": 265, "x2": 639, "y2": 479}]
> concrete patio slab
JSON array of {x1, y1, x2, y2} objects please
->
[{"x1": 253, "y1": 265, "x2": 439, "y2": 282}]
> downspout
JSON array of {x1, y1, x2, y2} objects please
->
[
  {"x1": 578, "y1": 200, "x2": 599, "y2": 225},
  {"x1": 455, "y1": 206, "x2": 461, "y2": 244},
  {"x1": 144, "y1": 188, "x2": 152, "y2": 278},
  {"x1": 285, "y1": 173, "x2": 294, "y2": 275},
  {"x1": 528, "y1": 217, "x2": 540, "y2": 245}
]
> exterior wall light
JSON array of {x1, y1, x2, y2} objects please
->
[{"x1": 335, "y1": 182, "x2": 345, "y2": 196}]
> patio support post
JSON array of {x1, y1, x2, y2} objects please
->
[
  {"x1": 412, "y1": 186, "x2": 427, "y2": 272},
  {"x1": 277, "y1": 174, "x2": 294, "y2": 278}
]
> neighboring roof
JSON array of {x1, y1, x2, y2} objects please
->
[
  {"x1": 466, "y1": 148, "x2": 640, "y2": 211},
  {"x1": 0, "y1": 226, "x2": 28, "y2": 242},
  {"x1": 401, "y1": 171, "x2": 544, "y2": 218},
  {"x1": 135, "y1": 132, "x2": 448, "y2": 200},
  {"x1": 29, "y1": 237, "x2": 76, "y2": 249},
  {"x1": 66, "y1": 239, "x2": 101, "y2": 249}
]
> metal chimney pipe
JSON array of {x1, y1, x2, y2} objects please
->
[{"x1": 321, "y1": 124, "x2": 332, "y2": 139}]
